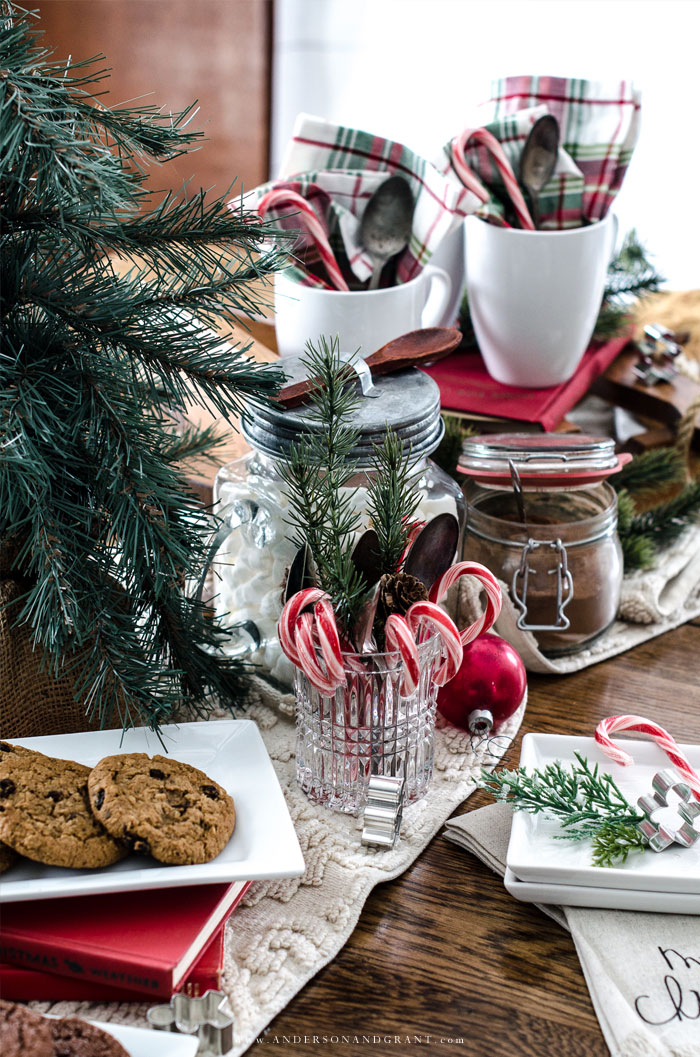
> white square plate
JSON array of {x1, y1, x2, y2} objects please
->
[
  {"x1": 504, "y1": 867, "x2": 700, "y2": 914},
  {"x1": 506, "y1": 733, "x2": 700, "y2": 894},
  {"x1": 0, "y1": 720, "x2": 305, "y2": 902}
]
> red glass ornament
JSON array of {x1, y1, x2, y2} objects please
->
[{"x1": 437, "y1": 632, "x2": 526, "y2": 735}]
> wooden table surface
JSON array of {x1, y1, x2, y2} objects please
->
[{"x1": 250, "y1": 617, "x2": 700, "y2": 1057}]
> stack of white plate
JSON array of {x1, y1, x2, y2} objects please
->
[{"x1": 505, "y1": 733, "x2": 700, "y2": 914}]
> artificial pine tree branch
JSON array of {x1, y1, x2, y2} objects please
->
[{"x1": 0, "y1": 5, "x2": 293, "y2": 730}]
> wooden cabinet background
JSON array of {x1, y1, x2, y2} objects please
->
[{"x1": 34, "y1": 0, "x2": 273, "y2": 196}]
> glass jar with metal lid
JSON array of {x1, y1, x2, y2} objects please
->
[
  {"x1": 458, "y1": 433, "x2": 632, "y2": 656},
  {"x1": 211, "y1": 361, "x2": 465, "y2": 686}
]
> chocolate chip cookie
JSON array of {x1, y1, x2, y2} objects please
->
[
  {"x1": 0, "y1": 839, "x2": 17, "y2": 873},
  {"x1": 0, "y1": 745, "x2": 127, "y2": 869},
  {"x1": 88, "y1": 753, "x2": 236, "y2": 865},
  {"x1": 51, "y1": 1016, "x2": 129, "y2": 1057},
  {"x1": 0, "y1": 999, "x2": 53, "y2": 1057}
]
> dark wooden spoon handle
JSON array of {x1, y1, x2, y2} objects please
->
[{"x1": 276, "y1": 326, "x2": 461, "y2": 408}]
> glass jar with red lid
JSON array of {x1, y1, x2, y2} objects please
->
[{"x1": 458, "y1": 433, "x2": 632, "y2": 656}]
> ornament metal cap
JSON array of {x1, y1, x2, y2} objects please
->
[
  {"x1": 468, "y1": 709, "x2": 494, "y2": 736},
  {"x1": 361, "y1": 775, "x2": 405, "y2": 848}
]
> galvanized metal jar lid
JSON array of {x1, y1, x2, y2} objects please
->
[{"x1": 241, "y1": 360, "x2": 443, "y2": 467}]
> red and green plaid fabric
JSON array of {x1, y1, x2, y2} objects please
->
[
  {"x1": 244, "y1": 114, "x2": 480, "y2": 288},
  {"x1": 245, "y1": 80, "x2": 640, "y2": 287},
  {"x1": 437, "y1": 76, "x2": 641, "y2": 230}
]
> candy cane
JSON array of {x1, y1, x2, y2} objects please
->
[
  {"x1": 258, "y1": 189, "x2": 350, "y2": 292},
  {"x1": 428, "y1": 561, "x2": 502, "y2": 645},
  {"x1": 278, "y1": 588, "x2": 327, "y2": 667},
  {"x1": 294, "y1": 612, "x2": 341, "y2": 696},
  {"x1": 452, "y1": 127, "x2": 535, "y2": 231},
  {"x1": 384, "y1": 614, "x2": 421, "y2": 697},
  {"x1": 279, "y1": 589, "x2": 346, "y2": 695},
  {"x1": 595, "y1": 715, "x2": 700, "y2": 801},
  {"x1": 406, "y1": 601, "x2": 463, "y2": 687}
]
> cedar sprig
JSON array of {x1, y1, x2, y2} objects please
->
[
  {"x1": 278, "y1": 336, "x2": 368, "y2": 635},
  {"x1": 365, "y1": 429, "x2": 422, "y2": 572},
  {"x1": 480, "y1": 752, "x2": 647, "y2": 867}
]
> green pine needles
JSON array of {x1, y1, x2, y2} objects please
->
[
  {"x1": 480, "y1": 752, "x2": 648, "y2": 868},
  {"x1": 278, "y1": 337, "x2": 367, "y2": 635},
  {"x1": 0, "y1": 6, "x2": 293, "y2": 730}
]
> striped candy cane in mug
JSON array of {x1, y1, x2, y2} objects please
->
[{"x1": 257, "y1": 188, "x2": 350, "y2": 292}]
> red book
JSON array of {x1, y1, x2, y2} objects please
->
[
  {"x1": 422, "y1": 335, "x2": 631, "y2": 432},
  {"x1": 0, "y1": 880, "x2": 249, "y2": 998},
  {"x1": 0, "y1": 922, "x2": 226, "y2": 1002}
]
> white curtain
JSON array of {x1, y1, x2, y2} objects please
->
[{"x1": 272, "y1": 0, "x2": 700, "y2": 290}]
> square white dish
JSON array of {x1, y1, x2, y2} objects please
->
[
  {"x1": 504, "y1": 866, "x2": 700, "y2": 915},
  {"x1": 506, "y1": 733, "x2": 700, "y2": 894},
  {"x1": 0, "y1": 719, "x2": 304, "y2": 902}
]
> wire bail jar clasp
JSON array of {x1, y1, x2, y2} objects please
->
[{"x1": 512, "y1": 537, "x2": 574, "y2": 632}]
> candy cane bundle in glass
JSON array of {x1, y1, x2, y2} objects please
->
[{"x1": 280, "y1": 564, "x2": 502, "y2": 815}]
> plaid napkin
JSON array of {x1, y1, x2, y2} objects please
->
[
  {"x1": 245, "y1": 112, "x2": 478, "y2": 288},
  {"x1": 437, "y1": 76, "x2": 641, "y2": 229}
]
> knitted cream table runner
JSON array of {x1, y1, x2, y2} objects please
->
[{"x1": 31, "y1": 690, "x2": 526, "y2": 1055}]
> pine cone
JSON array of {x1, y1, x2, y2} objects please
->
[{"x1": 374, "y1": 572, "x2": 429, "y2": 649}]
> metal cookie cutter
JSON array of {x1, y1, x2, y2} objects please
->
[
  {"x1": 361, "y1": 775, "x2": 405, "y2": 848},
  {"x1": 147, "y1": 989, "x2": 234, "y2": 1055},
  {"x1": 637, "y1": 769, "x2": 700, "y2": 852}
]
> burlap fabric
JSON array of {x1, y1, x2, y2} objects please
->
[{"x1": 0, "y1": 578, "x2": 97, "y2": 739}]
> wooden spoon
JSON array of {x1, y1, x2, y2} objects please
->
[{"x1": 276, "y1": 326, "x2": 462, "y2": 409}]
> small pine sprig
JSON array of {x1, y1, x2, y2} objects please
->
[
  {"x1": 365, "y1": 429, "x2": 422, "y2": 572},
  {"x1": 277, "y1": 336, "x2": 368, "y2": 635},
  {"x1": 480, "y1": 751, "x2": 646, "y2": 867}
]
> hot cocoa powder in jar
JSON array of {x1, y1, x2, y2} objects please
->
[{"x1": 458, "y1": 434, "x2": 630, "y2": 656}]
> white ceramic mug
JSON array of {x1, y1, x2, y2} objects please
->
[
  {"x1": 273, "y1": 265, "x2": 452, "y2": 359},
  {"x1": 464, "y1": 211, "x2": 618, "y2": 388}
]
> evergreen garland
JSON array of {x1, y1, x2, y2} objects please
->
[
  {"x1": 611, "y1": 449, "x2": 700, "y2": 571},
  {"x1": 0, "y1": 6, "x2": 294, "y2": 731}
]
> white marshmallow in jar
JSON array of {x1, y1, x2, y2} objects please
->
[{"x1": 211, "y1": 362, "x2": 466, "y2": 687}]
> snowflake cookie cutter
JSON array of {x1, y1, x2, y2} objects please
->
[
  {"x1": 637, "y1": 769, "x2": 700, "y2": 853},
  {"x1": 147, "y1": 989, "x2": 234, "y2": 1055},
  {"x1": 361, "y1": 775, "x2": 405, "y2": 849}
]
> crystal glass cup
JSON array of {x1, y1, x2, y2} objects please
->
[{"x1": 294, "y1": 634, "x2": 442, "y2": 815}]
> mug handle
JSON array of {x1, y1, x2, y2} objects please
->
[
  {"x1": 607, "y1": 212, "x2": 619, "y2": 263},
  {"x1": 420, "y1": 265, "x2": 452, "y2": 328}
]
